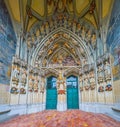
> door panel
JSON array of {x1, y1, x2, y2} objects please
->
[
  {"x1": 46, "y1": 76, "x2": 57, "y2": 110},
  {"x1": 46, "y1": 89, "x2": 57, "y2": 109},
  {"x1": 67, "y1": 76, "x2": 79, "y2": 109}
]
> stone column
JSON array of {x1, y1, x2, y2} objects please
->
[{"x1": 15, "y1": 33, "x2": 21, "y2": 57}]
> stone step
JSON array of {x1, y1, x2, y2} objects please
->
[
  {"x1": 0, "y1": 109, "x2": 11, "y2": 115},
  {"x1": 0, "y1": 114, "x2": 19, "y2": 123},
  {"x1": 105, "y1": 112, "x2": 120, "y2": 122}
]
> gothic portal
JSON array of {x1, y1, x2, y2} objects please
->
[{"x1": 0, "y1": 0, "x2": 120, "y2": 120}]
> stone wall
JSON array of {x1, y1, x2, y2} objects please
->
[
  {"x1": 0, "y1": 84, "x2": 9, "y2": 104},
  {"x1": 0, "y1": 0, "x2": 16, "y2": 85},
  {"x1": 107, "y1": 0, "x2": 120, "y2": 104}
]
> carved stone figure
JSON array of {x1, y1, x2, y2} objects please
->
[
  {"x1": 98, "y1": 65, "x2": 104, "y2": 83},
  {"x1": 29, "y1": 79, "x2": 33, "y2": 92},
  {"x1": 48, "y1": 49, "x2": 53, "y2": 56},
  {"x1": 81, "y1": 26, "x2": 86, "y2": 40},
  {"x1": 20, "y1": 87, "x2": 26, "y2": 94},
  {"x1": 57, "y1": 70, "x2": 66, "y2": 94},
  {"x1": 57, "y1": 54, "x2": 63, "y2": 65},
  {"x1": 33, "y1": 80, "x2": 38, "y2": 92},
  {"x1": 91, "y1": 33, "x2": 96, "y2": 48},
  {"x1": 12, "y1": 65, "x2": 19, "y2": 82},
  {"x1": 84, "y1": 77, "x2": 88, "y2": 86},
  {"x1": 45, "y1": 22, "x2": 50, "y2": 34},
  {"x1": 105, "y1": 84, "x2": 112, "y2": 91},
  {"x1": 63, "y1": 16, "x2": 67, "y2": 28},
  {"x1": 54, "y1": 19, "x2": 58, "y2": 29},
  {"x1": 54, "y1": 0, "x2": 67, "y2": 12},
  {"x1": 21, "y1": 68, "x2": 27, "y2": 85},
  {"x1": 86, "y1": 30, "x2": 91, "y2": 43},
  {"x1": 68, "y1": 18, "x2": 72, "y2": 27},
  {"x1": 76, "y1": 23, "x2": 81, "y2": 35},
  {"x1": 104, "y1": 61, "x2": 111, "y2": 80},
  {"x1": 89, "y1": 71, "x2": 95, "y2": 85},
  {"x1": 42, "y1": 57, "x2": 47, "y2": 67},
  {"x1": 79, "y1": 75, "x2": 83, "y2": 87},
  {"x1": 49, "y1": 19, "x2": 54, "y2": 30},
  {"x1": 72, "y1": 21, "x2": 76, "y2": 33},
  {"x1": 10, "y1": 87, "x2": 19, "y2": 94},
  {"x1": 98, "y1": 86, "x2": 104, "y2": 92},
  {"x1": 40, "y1": 79, "x2": 45, "y2": 93},
  {"x1": 71, "y1": 48, "x2": 76, "y2": 56},
  {"x1": 40, "y1": 24, "x2": 45, "y2": 35}
]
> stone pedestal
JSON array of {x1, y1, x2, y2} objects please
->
[{"x1": 57, "y1": 102, "x2": 67, "y2": 111}]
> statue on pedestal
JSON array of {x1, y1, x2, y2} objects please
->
[
  {"x1": 104, "y1": 61, "x2": 111, "y2": 81},
  {"x1": 98, "y1": 65, "x2": 104, "y2": 83},
  {"x1": 57, "y1": 69, "x2": 67, "y2": 111},
  {"x1": 12, "y1": 65, "x2": 19, "y2": 84},
  {"x1": 40, "y1": 79, "x2": 45, "y2": 93},
  {"x1": 33, "y1": 79, "x2": 38, "y2": 92},
  {"x1": 21, "y1": 68, "x2": 27, "y2": 85},
  {"x1": 81, "y1": 26, "x2": 86, "y2": 40},
  {"x1": 29, "y1": 79, "x2": 33, "y2": 92},
  {"x1": 91, "y1": 33, "x2": 96, "y2": 49}
]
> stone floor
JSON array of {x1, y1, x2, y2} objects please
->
[{"x1": 0, "y1": 110, "x2": 120, "y2": 127}]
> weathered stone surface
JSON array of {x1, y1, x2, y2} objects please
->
[{"x1": 0, "y1": 110, "x2": 120, "y2": 127}]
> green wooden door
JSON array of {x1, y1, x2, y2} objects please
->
[
  {"x1": 67, "y1": 76, "x2": 79, "y2": 109},
  {"x1": 46, "y1": 76, "x2": 57, "y2": 109}
]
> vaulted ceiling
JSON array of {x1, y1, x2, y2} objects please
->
[{"x1": 5, "y1": 0, "x2": 114, "y2": 34}]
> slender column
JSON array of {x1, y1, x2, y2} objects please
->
[
  {"x1": 24, "y1": 42, "x2": 28, "y2": 62},
  {"x1": 95, "y1": 61, "x2": 98, "y2": 103},
  {"x1": 20, "y1": 36, "x2": 23, "y2": 60},
  {"x1": 109, "y1": 51, "x2": 115, "y2": 104},
  {"x1": 26, "y1": 49, "x2": 30, "y2": 113},
  {"x1": 15, "y1": 33, "x2": 21, "y2": 57}
]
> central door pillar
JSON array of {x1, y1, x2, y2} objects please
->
[{"x1": 57, "y1": 70, "x2": 67, "y2": 111}]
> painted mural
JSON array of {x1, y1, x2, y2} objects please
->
[
  {"x1": 0, "y1": 0, "x2": 16, "y2": 84},
  {"x1": 107, "y1": 0, "x2": 120, "y2": 81}
]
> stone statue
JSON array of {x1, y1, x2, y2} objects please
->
[
  {"x1": 84, "y1": 77, "x2": 88, "y2": 86},
  {"x1": 89, "y1": 71, "x2": 95, "y2": 85},
  {"x1": 40, "y1": 79, "x2": 45, "y2": 93},
  {"x1": 54, "y1": 19, "x2": 58, "y2": 29},
  {"x1": 104, "y1": 61, "x2": 111, "y2": 80},
  {"x1": 40, "y1": 24, "x2": 45, "y2": 35},
  {"x1": 63, "y1": 16, "x2": 67, "y2": 28},
  {"x1": 42, "y1": 57, "x2": 47, "y2": 67},
  {"x1": 49, "y1": 19, "x2": 54, "y2": 30},
  {"x1": 81, "y1": 26, "x2": 86, "y2": 40},
  {"x1": 104, "y1": 61, "x2": 111, "y2": 74},
  {"x1": 72, "y1": 21, "x2": 76, "y2": 33},
  {"x1": 76, "y1": 23, "x2": 81, "y2": 35},
  {"x1": 33, "y1": 79, "x2": 38, "y2": 92},
  {"x1": 98, "y1": 65, "x2": 104, "y2": 82},
  {"x1": 79, "y1": 75, "x2": 83, "y2": 87},
  {"x1": 86, "y1": 30, "x2": 91, "y2": 43},
  {"x1": 57, "y1": 54, "x2": 63, "y2": 65},
  {"x1": 45, "y1": 22, "x2": 50, "y2": 34},
  {"x1": 12, "y1": 65, "x2": 19, "y2": 81},
  {"x1": 29, "y1": 79, "x2": 33, "y2": 92},
  {"x1": 91, "y1": 33, "x2": 96, "y2": 48},
  {"x1": 10, "y1": 87, "x2": 19, "y2": 94},
  {"x1": 48, "y1": 49, "x2": 53, "y2": 56},
  {"x1": 21, "y1": 68, "x2": 27, "y2": 85}
]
